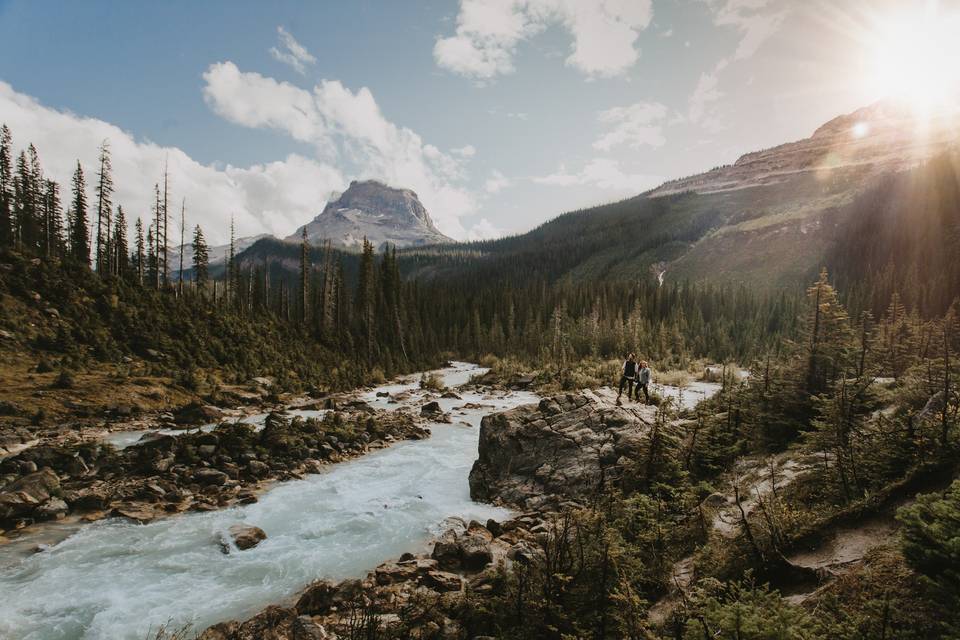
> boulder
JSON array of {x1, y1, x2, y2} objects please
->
[
  {"x1": 431, "y1": 529, "x2": 461, "y2": 571},
  {"x1": 194, "y1": 468, "x2": 229, "y2": 486},
  {"x1": 421, "y1": 570, "x2": 463, "y2": 593},
  {"x1": 469, "y1": 391, "x2": 656, "y2": 507},
  {"x1": 35, "y1": 497, "x2": 68, "y2": 520},
  {"x1": 0, "y1": 468, "x2": 61, "y2": 520},
  {"x1": 295, "y1": 579, "x2": 338, "y2": 615},
  {"x1": 459, "y1": 532, "x2": 493, "y2": 571},
  {"x1": 229, "y1": 523, "x2": 267, "y2": 550},
  {"x1": 421, "y1": 401, "x2": 443, "y2": 416},
  {"x1": 174, "y1": 402, "x2": 224, "y2": 426}
]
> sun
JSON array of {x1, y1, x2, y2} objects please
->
[{"x1": 864, "y1": 5, "x2": 960, "y2": 115}]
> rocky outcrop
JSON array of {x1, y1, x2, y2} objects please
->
[
  {"x1": 469, "y1": 390, "x2": 656, "y2": 508},
  {"x1": 0, "y1": 468, "x2": 61, "y2": 522}
]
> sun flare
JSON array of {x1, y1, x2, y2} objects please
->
[{"x1": 864, "y1": 6, "x2": 960, "y2": 115}]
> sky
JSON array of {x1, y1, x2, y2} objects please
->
[{"x1": 0, "y1": 0, "x2": 951, "y2": 245}]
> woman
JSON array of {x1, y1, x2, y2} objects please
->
[{"x1": 635, "y1": 360, "x2": 651, "y2": 404}]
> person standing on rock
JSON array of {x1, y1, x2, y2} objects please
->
[
  {"x1": 617, "y1": 353, "x2": 638, "y2": 404},
  {"x1": 635, "y1": 360, "x2": 651, "y2": 404}
]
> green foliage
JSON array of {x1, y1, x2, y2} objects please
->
[{"x1": 898, "y1": 480, "x2": 960, "y2": 612}]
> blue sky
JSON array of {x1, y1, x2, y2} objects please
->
[{"x1": 0, "y1": 0, "x2": 944, "y2": 244}]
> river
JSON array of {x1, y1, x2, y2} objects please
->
[{"x1": 0, "y1": 362, "x2": 534, "y2": 640}]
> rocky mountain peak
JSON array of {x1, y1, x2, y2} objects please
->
[{"x1": 289, "y1": 180, "x2": 452, "y2": 251}]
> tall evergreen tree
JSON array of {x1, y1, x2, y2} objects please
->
[
  {"x1": 300, "y1": 227, "x2": 310, "y2": 323},
  {"x1": 0, "y1": 124, "x2": 12, "y2": 247},
  {"x1": 94, "y1": 140, "x2": 113, "y2": 274},
  {"x1": 134, "y1": 217, "x2": 145, "y2": 285},
  {"x1": 177, "y1": 198, "x2": 185, "y2": 296},
  {"x1": 112, "y1": 205, "x2": 128, "y2": 278},
  {"x1": 69, "y1": 161, "x2": 89, "y2": 264},
  {"x1": 191, "y1": 224, "x2": 209, "y2": 288},
  {"x1": 42, "y1": 179, "x2": 63, "y2": 258}
]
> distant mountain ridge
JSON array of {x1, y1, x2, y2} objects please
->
[
  {"x1": 647, "y1": 101, "x2": 958, "y2": 197},
  {"x1": 287, "y1": 180, "x2": 452, "y2": 250}
]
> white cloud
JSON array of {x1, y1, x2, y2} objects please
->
[
  {"x1": 688, "y1": 1, "x2": 786, "y2": 127},
  {"x1": 202, "y1": 62, "x2": 477, "y2": 238},
  {"x1": 269, "y1": 26, "x2": 317, "y2": 75},
  {"x1": 434, "y1": 0, "x2": 654, "y2": 80},
  {"x1": 452, "y1": 144, "x2": 477, "y2": 158},
  {"x1": 0, "y1": 81, "x2": 345, "y2": 245},
  {"x1": 484, "y1": 169, "x2": 510, "y2": 193},
  {"x1": 593, "y1": 101, "x2": 668, "y2": 151},
  {"x1": 534, "y1": 157, "x2": 660, "y2": 191},
  {"x1": 466, "y1": 217, "x2": 504, "y2": 240}
]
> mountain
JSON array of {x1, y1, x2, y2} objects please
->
[
  {"x1": 287, "y1": 180, "x2": 453, "y2": 250},
  {"x1": 397, "y1": 101, "x2": 960, "y2": 292},
  {"x1": 175, "y1": 234, "x2": 271, "y2": 277}
]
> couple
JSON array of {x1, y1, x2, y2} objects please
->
[{"x1": 617, "y1": 353, "x2": 651, "y2": 405}]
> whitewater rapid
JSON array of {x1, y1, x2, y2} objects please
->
[{"x1": 0, "y1": 362, "x2": 535, "y2": 640}]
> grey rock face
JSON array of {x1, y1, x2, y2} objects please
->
[
  {"x1": 469, "y1": 390, "x2": 657, "y2": 508},
  {"x1": 289, "y1": 180, "x2": 453, "y2": 250}
]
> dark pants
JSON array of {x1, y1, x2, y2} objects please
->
[
  {"x1": 618, "y1": 375, "x2": 635, "y2": 398},
  {"x1": 635, "y1": 383, "x2": 649, "y2": 403}
]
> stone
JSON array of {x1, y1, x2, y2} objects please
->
[
  {"x1": 441, "y1": 391, "x2": 462, "y2": 399},
  {"x1": 431, "y1": 529, "x2": 461, "y2": 571},
  {"x1": 194, "y1": 468, "x2": 229, "y2": 486},
  {"x1": 469, "y1": 391, "x2": 657, "y2": 507},
  {"x1": 295, "y1": 579, "x2": 338, "y2": 615},
  {"x1": 174, "y1": 402, "x2": 224, "y2": 425},
  {"x1": 0, "y1": 468, "x2": 60, "y2": 520},
  {"x1": 421, "y1": 570, "x2": 463, "y2": 592},
  {"x1": 229, "y1": 523, "x2": 267, "y2": 550},
  {"x1": 459, "y1": 532, "x2": 493, "y2": 571},
  {"x1": 421, "y1": 401, "x2": 442, "y2": 416},
  {"x1": 35, "y1": 497, "x2": 68, "y2": 520},
  {"x1": 112, "y1": 504, "x2": 158, "y2": 524},
  {"x1": 375, "y1": 562, "x2": 417, "y2": 585},
  {"x1": 246, "y1": 460, "x2": 270, "y2": 478}
]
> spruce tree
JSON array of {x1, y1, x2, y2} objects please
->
[
  {"x1": 112, "y1": 205, "x2": 128, "y2": 278},
  {"x1": 300, "y1": 227, "x2": 310, "y2": 323},
  {"x1": 69, "y1": 161, "x2": 89, "y2": 265},
  {"x1": 0, "y1": 124, "x2": 11, "y2": 247},
  {"x1": 94, "y1": 140, "x2": 113, "y2": 274},
  {"x1": 42, "y1": 179, "x2": 63, "y2": 258},
  {"x1": 134, "y1": 217, "x2": 145, "y2": 285},
  {"x1": 191, "y1": 224, "x2": 209, "y2": 288}
]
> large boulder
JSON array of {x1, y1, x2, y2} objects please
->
[
  {"x1": 469, "y1": 391, "x2": 656, "y2": 508},
  {"x1": 229, "y1": 523, "x2": 267, "y2": 550},
  {"x1": 0, "y1": 468, "x2": 61, "y2": 520},
  {"x1": 174, "y1": 402, "x2": 224, "y2": 426}
]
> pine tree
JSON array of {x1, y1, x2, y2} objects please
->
[
  {"x1": 94, "y1": 140, "x2": 113, "y2": 274},
  {"x1": 134, "y1": 217, "x2": 145, "y2": 285},
  {"x1": 356, "y1": 238, "x2": 376, "y2": 365},
  {"x1": 0, "y1": 124, "x2": 12, "y2": 247},
  {"x1": 191, "y1": 224, "x2": 209, "y2": 288},
  {"x1": 42, "y1": 179, "x2": 63, "y2": 258},
  {"x1": 177, "y1": 198, "x2": 185, "y2": 296},
  {"x1": 112, "y1": 205, "x2": 128, "y2": 278},
  {"x1": 153, "y1": 183, "x2": 161, "y2": 289},
  {"x1": 146, "y1": 225, "x2": 157, "y2": 285},
  {"x1": 69, "y1": 161, "x2": 89, "y2": 265},
  {"x1": 161, "y1": 162, "x2": 169, "y2": 286},
  {"x1": 300, "y1": 227, "x2": 310, "y2": 323}
]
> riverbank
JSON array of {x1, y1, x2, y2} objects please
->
[{"x1": 0, "y1": 362, "x2": 540, "y2": 639}]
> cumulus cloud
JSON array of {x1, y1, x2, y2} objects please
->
[
  {"x1": 533, "y1": 157, "x2": 660, "y2": 191},
  {"x1": 593, "y1": 101, "x2": 668, "y2": 151},
  {"x1": 434, "y1": 0, "x2": 654, "y2": 80},
  {"x1": 466, "y1": 217, "x2": 504, "y2": 241},
  {"x1": 202, "y1": 62, "x2": 477, "y2": 238},
  {"x1": 269, "y1": 26, "x2": 317, "y2": 75},
  {"x1": 0, "y1": 82, "x2": 345, "y2": 245},
  {"x1": 452, "y1": 144, "x2": 477, "y2": 158},
  {"x1": 484, "y1": 169, "x2": 511, "y2": 193}
]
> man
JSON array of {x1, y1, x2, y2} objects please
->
[
  {"x1": 617, "y1": 353, "x2": 638, "y2": 403},
  {"x1": 635, "y1": 360, "x2": 651, "y2": 404}
]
